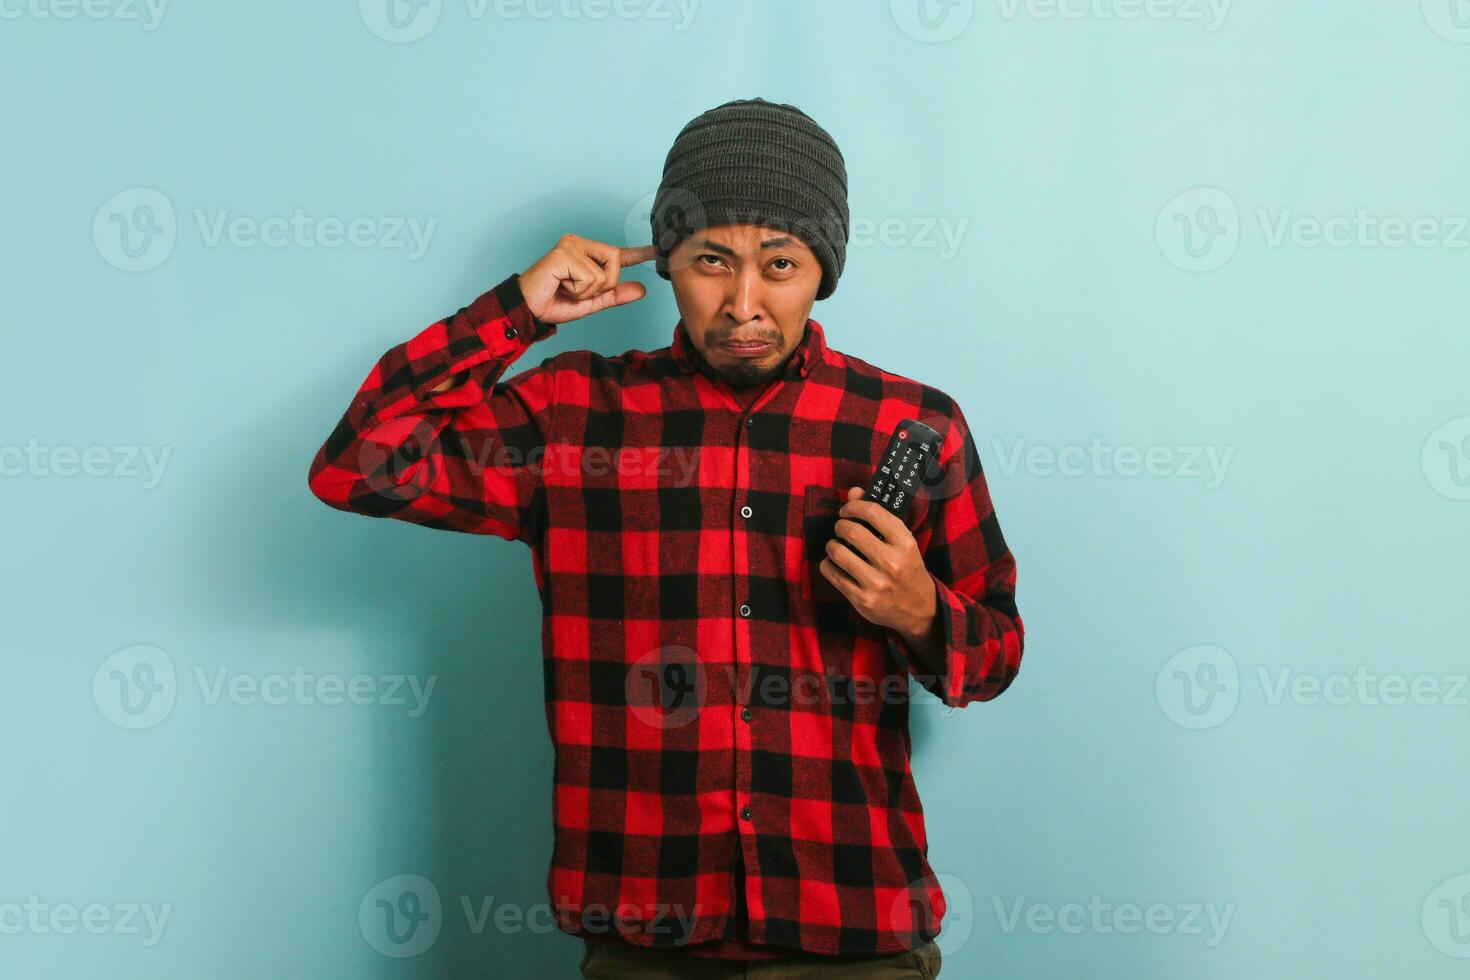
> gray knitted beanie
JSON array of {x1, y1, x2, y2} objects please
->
[{"x1": 651, "y1": 97, "x2": 850, "y2": 301}]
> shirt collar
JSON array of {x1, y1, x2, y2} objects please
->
[{"x1": 670, "y1": 317, "x2": 827, "y2": 380}]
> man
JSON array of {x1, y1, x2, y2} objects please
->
[{"x1": 308, "y1": 97, "x2": 1023, "y2": 978}]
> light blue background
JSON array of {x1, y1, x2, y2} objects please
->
[{"x1": 3, "y1": 1, "x2": 1468, "y2": 977}]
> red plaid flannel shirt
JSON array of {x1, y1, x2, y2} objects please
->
[{"x1": 307, "y1": 272, "x2": 1024, "y2": 958}]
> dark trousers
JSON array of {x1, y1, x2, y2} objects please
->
[{"x1": 578, "y1": 936, "x2": 942, "y2": 979}]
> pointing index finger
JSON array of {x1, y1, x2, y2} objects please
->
[{"x1": 621, "y1": 244, "x2": 658, "y2": 267}]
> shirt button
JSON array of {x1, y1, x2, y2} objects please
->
[
  {"x1": 738, "y1": 603, "x2": 751, "y2": 618},
  {"x1": 741, "y1": 706, "x2": 753, "y2": 722},
  {"x1": 740, "y1": 505, "x2": 753, "y2": 519},
  {"x1": 744, "y1": 416, "x2": 754, "y2": 428},
  {"x1": 504, "y1": 325, "x2": 518, "y2": 340},
  {"x1": 740, "y1": 805, "x2": 753, "y2": 821}
]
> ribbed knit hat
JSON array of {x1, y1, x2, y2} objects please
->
[{"x1": 651, "y1": 97, "x2": 850, "y2": 301}]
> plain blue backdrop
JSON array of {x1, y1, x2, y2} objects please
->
[{"x1": 3, "y1": 1, "x2": 1469, "y2": 977}]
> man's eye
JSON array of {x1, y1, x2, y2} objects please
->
[
  {"x1": 697, "y1": 254, "x2": 723, "y2": 267},
  {"x1": 770, "y1": 258, "x2": 794, "y2": 271}
]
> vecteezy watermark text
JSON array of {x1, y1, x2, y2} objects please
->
[
  {"x1": 94, "y1": 188, "x2": 437, "y2": 272},
  {"x1": 0, "y1": 897, "x2": 171, "y2": 946},
  {"x1": 358, "y1": 873, "x2": 708, "y2": 957},
  {"x1": 362, "y1": 437, "x2": 706, "y2": 497},
  {"x1": 991, "y1": 895, "x2": 1234, "y2": 946},
  {"x1": 990, "y1": 437, "x2": 1234, "y2": 488},
  {"x1": 193, "y1": 666, "x2": 436, "y2": 716},
  {"x1": 995, "y1": 0, "x2": 1230, "y2": 30},
  {"x1": 93, "y1": 645, "x2": 437, "y2": 729},
  {"x1": 358, "y1": 0, "x2": 700, "y2": 43},
  {"x1": 0, "y1": 0, "x2": 168, "y2": 30},
  {"x1": 890, "y1": 0, "x2": 1229, "y2": 43},
  {"x1": 1157, "y1": 644, "x2": 1470, "y2": 730},
  {"x1": 0, "y1": 439, "x2": 171, "y2": 488},
  {"x1": 1157, "y1": 187, "x2": 1470, "y2": 272}
]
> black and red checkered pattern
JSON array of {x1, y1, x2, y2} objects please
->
[{"x1": 307, "y1": 272, "x2": 1025, "y2": 957}]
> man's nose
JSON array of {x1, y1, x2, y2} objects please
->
[{"x1": 724, "y1": 268, "x2": 764, "y2": 326}]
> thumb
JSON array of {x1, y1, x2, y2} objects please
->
[
  {"x1": 603, "y1": 280, "x2": 648, "y2": 308},
  {"x1": 557, "y1": 280, "x2": 646, "y2": 322}
]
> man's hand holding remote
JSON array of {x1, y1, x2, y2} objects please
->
[{"x1": 822, "y1": 486, "x2": 942, "y2": 670}]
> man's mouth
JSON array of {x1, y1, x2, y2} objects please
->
[{"x1": 719, "y1": 337, "x2": 776, "y2": 358}]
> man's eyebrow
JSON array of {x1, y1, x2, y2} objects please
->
[{"x1": 692, "y1": 236, "x2": 798, "y2": 256}]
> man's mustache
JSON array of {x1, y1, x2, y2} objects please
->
[{"x1": 714, "y1": 329, "x2": 781, "y2": 344}]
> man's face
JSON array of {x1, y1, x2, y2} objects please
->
[{"x1": 668, "y1": 224, "x2": 823, "y2": 390}]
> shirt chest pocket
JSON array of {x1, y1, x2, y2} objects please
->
[{"x1": 799, "y1": 485, "x2": 849, "y2": 605}]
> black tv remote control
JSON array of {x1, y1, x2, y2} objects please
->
[
  {"x1": 867, "y1": 419, "x2": 943, "y2": 518},
  {"x1": 836, "y1": 419, "x2": 944, "y2": 554}
]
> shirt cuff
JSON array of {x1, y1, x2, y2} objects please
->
[
  {"x1": 418, "y1": 273, "x2": 558, "y2": 405},
  {"x1": 885, "y1": 573, "x2": 960, "y2": 704}
]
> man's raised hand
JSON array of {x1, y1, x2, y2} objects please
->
[{"x1": 518, "y1": 234, "x2": 657, "y2": 325}]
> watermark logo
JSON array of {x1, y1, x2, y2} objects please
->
[
  {"x1": 362, "y1": 0, "x2": 698, "y2": 42},
  {"x1": 890, "y1": 0, "x2": 976, "y2": 42},
  {"x1": 1422, "y1": 416, "x2": 1470, "y2": 501},
  {"x1": 1423, "y1": 0, "x2": 1470, "y2": 42},
  {"x1": 92, "y1": 645, "x2": 438, "y2": 729},
  {"x1": 1257, "y1": 209, "x2": 1469, "y2": 251},
  {"x1": 887, "y1": 872, "x2": 974, "y2": 953},
  {"x1": 991, "y1": 894, "x2": 1233, "y2": 946},
  {"x1": 625, "y1": 644, "x2": 705, "y2": 731},
  {"x1": 1159, "y1": 187, "x2": 1469, "y2": 272},
  {"x1": 359, "y1": 874, "x2": 442, "y2": 957},
  {"x1": 1424, "y1": 874, "x2": 1470, "y2": 957},
  {"x1": 193, "y1": 666, "x2": 437, "y2": 716},
  {"x1": 360, "y1": 0, "x2": 442, "y2": 41},
  {"x1": 624, "y1": 651, "x2": 946, "y2": 729},
  {"x1": 360, "y1": 876, "x2": 707, "y2": 950},
  {"x1": 1160, "y1": 647, "x2": 1470, "y2": 727},
  {"x1": 1259, "y1": 667, "x2": 1468, "y2": 708},
  {"x1": 888, "y1": 412, "x2": 976, "y2": 512},
  {"x1": 990, "y1": 437, "x2": 1234, "y2": 488},
  {"x1": 191, "y1": 209, "x2": 436, "y2": 260},
  {"x1": 850, "y1": 215, "x2": 971, "y2": 260},
  {"x1": 1156, "y1": 187, "x2": 1239, "y2": 272},
  {"x1": 624, "y1": 189, "x2": 662, "y2": 255},
  {"x1": 0, "y1": 439, "x2": 172, "y2": 487},
  {"x1": 633, "y1": 184, "x2": 711, "y2": 276},
  {"x1": 995, "y1": 0, "x2": 1231, "y2": 30},
  {"x1": 93, "y1": 187, "x2": 437, "y2": 271},
  {"x1": 93, "y1": 644, "x2": 177, "y2": 730},
  {"x1": 628, "y1": 187, "x2": 970, "y2": 263},
  {"x1": 93, "y1": 187, "x2": 176, "y2": 273},
  {"x1": 1156, "y1": 644, "x2": 1238, "y2": 730},
  {"x1": 0, "y1": 897, "x2": 172, "y2": 946},
  {"x1": 0, "y1": 0, "x2": 168, "y2": 30},
  {"x1": 354, "y1": 427, "x2": 706, "y2": 506}
]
